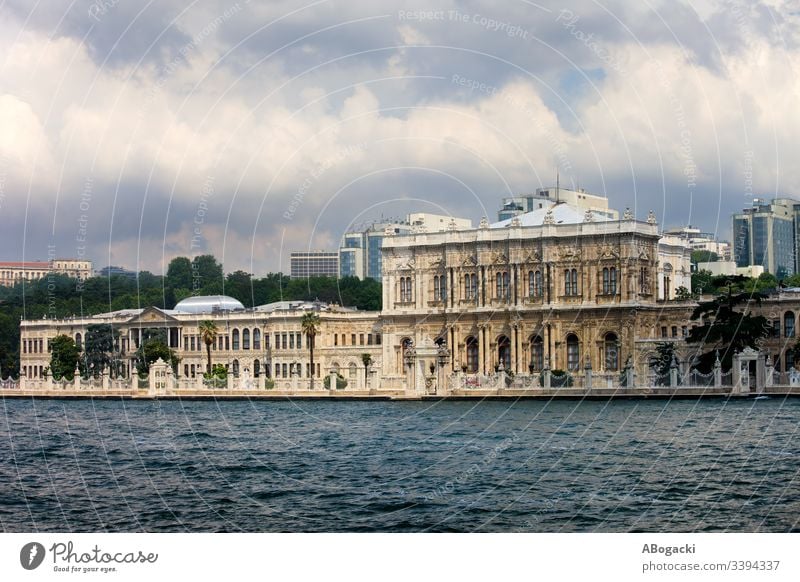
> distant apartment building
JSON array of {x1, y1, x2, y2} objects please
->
[
  {"x1": 497, "y1": 186, "x2": 619, "y2": 222},
  {"x1": 733, "y1": 198, "x2": 797, "y2": 277},
  {"x1": 0, "y1": 259, "x2": 93, "y2": 287},
  {"x1": 339, "y1": 213, "x2": 472, "y2": 280},
  {"x1": 661, "y1": 226, "x2": 731, "y2": 261},
  {"x1": 290, "y1": 252, "x2": 340, "y2": 278}
]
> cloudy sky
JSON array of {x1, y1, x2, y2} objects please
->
[{"x1": 1, "y1": 0, "x2": 798, "y2": 275}]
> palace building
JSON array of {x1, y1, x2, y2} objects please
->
[
  {"x1": 19, "y1": 295, "x2": 383, "y2": 389},
  {"x1": 378, "y1": 203, "x2": 694, "y2": 393},
  {"x1": 18, "y1": 202, "x2": 705, "y2": 393}
]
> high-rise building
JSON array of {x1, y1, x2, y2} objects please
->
[
  {"x1": 290, "y1": 251, "x2": 340, "y2": 278},
  {"x1": 733, "y1": 198, "x2": 797, "y2": 277},
  {"x1": 497, "y1": 186, "x2": 619, "y2": 222},
  {"x1": 338, "y1": 213, "x2": 473, "y2": 280}
]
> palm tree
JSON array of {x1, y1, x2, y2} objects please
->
[
  {"x1": 301, "y1": 311, "x2": 321, "y2": 388},
  {"x1": 199, "y1": 320, "x2": 218, "y2": 375},
  {"x1": 361, "y1": 353, "x2": 373, "y2": 390}
]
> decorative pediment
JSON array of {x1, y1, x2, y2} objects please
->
[
  {"x1": 599, "y1": 246, "x2": 620, "y2": 260},
  {"x1": 523, "y1": 249, "x2": 542, "y2": 263},
  {"x1": 397, "y1": 261, "x2": 415, "y2": 271},
  {"x1": 558, "y1": 246, "x2": 580, "y2": 261},
  {"x1": 461, "y1": 254, "x2": 478, "y2": 266},
  {"x1": 429, "y1": 258, "x2": 445, "y2": 270},
  {"x1": 492, "y1": 252, "x2": 509, "y2": 265},
  {"x1": 128, "y1": 306, "x2": 179, "y2": 325},
  {"x1": 636, "y1": 243, "x2": 650, "y2": 260}
]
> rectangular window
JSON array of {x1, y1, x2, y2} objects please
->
[
  {"x1": 297, "y1": 333, "x2": 302, "y2": 349},
  {"x1": 225, "y1": 336, "x2": 230, "y2": 351},
  {"x1": 190, "y1": 337, "x2": 196, "y2": 351},
  {"x1": 359, "y1": 334, "x2": 364, "y2": 345},
  {"x1": 661, "y1": 326, "x2": 668, "y2": 338},
  {"x1": 289, "y1": 334, "x2": 294, "y2": 349},
  {"x1": 352, "y1": 334, "x2": 356, "y2": 345},
  {"x1": 367, "y1": 334, "x2": 373, "y2": 345},
  {"x1": 671, "y1": 326, "x2": 678, "y2": 338},
  {"x1": 334, "y1": 334, "x2": 338, "y2": 346},
  {"x1": 282, "y1": 333, "x2": 288, "y2": 349}
]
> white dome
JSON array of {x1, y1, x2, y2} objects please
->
[{"x1": 173, "y1": 295, "x2": 245, "y2": 314}]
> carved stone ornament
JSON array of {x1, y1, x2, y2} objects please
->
[
  {"x1": 647, "y1": 210, "x2": 657, "y2": 225},
  {"x1": 623, "y1": 207, "x2": 633, "y2": 220},
  {"x1": 543, "y1": 209, "x2": 555, "y2": 225},
  {"x1": 492, "y1": 252, "x2": 509, "y2": 265},
  {"x1": 583, "y1": 209, "x2": 594, "y2": 222},
  {"x1": 558, "y1": 246, "x2": 580, "y2": 261},
  {"x1": 599, "y1": 246, "x2": 620, "y2": 260},
  {"x1": 461, "y1": 254, "x2": 477, "y2": 266},
  {"x1": 479, "y1": 217, "x2": 489, "y2": 229}
]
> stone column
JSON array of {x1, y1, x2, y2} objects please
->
[
  {"x1": 713, "y1": 355, "x2": 722, "y2": 387},
  {"x1": 329, "y1": 369, "x2": 338, "y2": 391}
]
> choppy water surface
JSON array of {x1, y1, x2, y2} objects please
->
[{"x1": 0, "y1": 397, "x2": 798, "y2": 532}]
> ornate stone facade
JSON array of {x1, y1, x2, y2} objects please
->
[{"x1": 379, "y1": 211, "x2": 693, "y2": 390}]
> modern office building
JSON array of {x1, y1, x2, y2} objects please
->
[
  {"x1": 497, "y1": 186, "x2": 619, "y2": 222},
  {"x1": 290, "y1": 251, "x2": 340, "y2": 278},
  {"x1": 733, "y1": 198, "x2": 797, "y2": 277},
  {"x1": 338, "y1": 213, "x2": 471, "y2": 281},
  {"x1": 0, "y1": 259, "x2": 93, "y2": 287}
]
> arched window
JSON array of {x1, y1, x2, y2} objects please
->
[
  {"x1": 564, "y1": 269, "x2": 578, "y2": 296},
  {"x1": 566, "y1": 334, "x2": 580, "y2": 371},
  {"x1": 464, "y1": 273, "x2": 477, "y2": 300},
  {"x1": 401, "y1": 338, "x2": 413, "y2": 372},
  {"x1": 243, "y1": 328, "x2": 250, "y2": 350},
  {"x1": 254, "y1": 360, "x2": 260, "y2": 377},
  {"x1": 604, "y1": 332, "x2": 619, "y2": 371},
  {"x1": 530, "y1": 335, "x2": 544, "y2": 371},
  {"x1": 232, "y1": 329, "x2": 240, "y2": 350},
  {"x1": 253, "y1": 329, "x2": 261, "y2": 350},
  {"x1": 190, "y1": 364, "x2": 196, "y2": 378},
  {"x1": 530, "y1": 270, "x2": 542, "y2": 297},
  {"x1": 400, "y1": 277, "x2": 413, "y2": 302},
  {"x1": 232, "y1": 359, "x2": 240, "y2": 377},
  {"x1": 465, "y1": 336, "x2": 479, "y2": 373},
  {"x1": 497, "y1": 335, "x2": 511, "y2": 370},
  {"x1": 349, "y1": 362, "x2": 357, "y2": 379},
  {"x1": 663, "y1": 263, "x2": 673, "y2": 299},
  {"x1": 75, "y1": 333, "x2": 82, "y2": 350},
  {"x1": 433, "y1": 275, "x2": 446, "y2": 301},
  {"x1": 785, "y1": 312, "x2": 795, "y2": 338},
  {"x1": 496, "y1": 271, "x2": 509, "y2": 299}
]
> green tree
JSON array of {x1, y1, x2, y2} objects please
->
[
  {"x1": 675, "y1": 286, "x2": 693, "y2": 301},
  {"x1": 134, "y1": 338, "x2": 179, "y2": 376},
  {"x1": 686, "y1": 278, "x2": 769, "y2": 371},
  {"x1": 166, "y1": 257, "x2": 193, "y2": 290},
  {"x1": 361, "y1": 352, "x2": 373, "y2": 380},
  {"x1": 82, "y1": 324, "x2": 119, "y2": 377},
  {"x1": 192, "y1": 255, "x2": 224, "y2": 291},
  {"x1": 49, "y1": 335, "x2": 80, "y2": 380},
  {"x1": 301, "y1": 311, "x2": 321, "y2": 387},
  {"x1": 691, "y1": 250, "x2": 719, "y2": 266},
  {"x1": 648, "y1": 342, "x2": 678, "y2": 385},
  {"x1": 199, "y1": 320, "x2": 218, "y2": 374}
]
